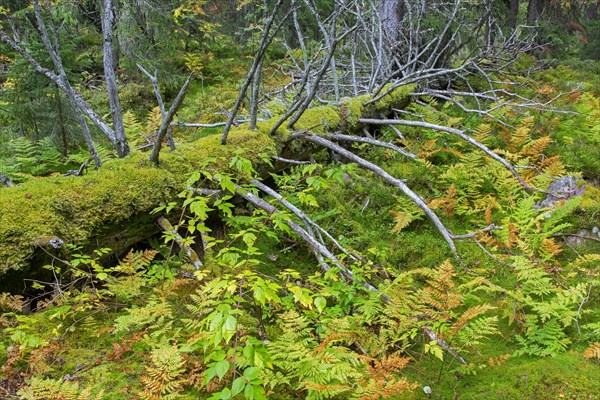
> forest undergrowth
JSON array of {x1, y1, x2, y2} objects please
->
[{"x1": 1, "y1": 59, "x2": 600, "y2": 400}]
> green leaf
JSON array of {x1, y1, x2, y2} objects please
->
[
  {"x1": 223, "y1": 315, "x2": 237, "y2": 341},
  {"x1": 219, "y1": 387, "x2": 232, "y2": 399},
  {"x1": 424, "y1": 340, "x2": 444, "y2": 361},
  {"x1": 243, "y1": 232, "x2": 257, "y2": 248},
  {"x1": 215, "y1": 360, "x2": 230, "y2": 380},
  {"x1": 231, "y1": 377, "x2": 246, "y2": 396},
  {"x1": 187, "y1": 171, "x2": 201, "y2": 186},
  {"x1": 314, "y1": 296, "x2": 327, "y2": 313},
  {"x1": 243, "y1": 367, "x2": 260, "y2": 380},
  {"x1": 244, "y1": 383, "x2": 255, "y2": 400},
  {"x1": 96, "y1": 272, "x2": 108, "y2": 281}
]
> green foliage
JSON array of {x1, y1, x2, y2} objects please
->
[
  {"x1": 0, "y1": 136, "x2": 63, "y2": 179},
  {"x1": 18, "y1": 377, "x2": 103, "y2": 400},
  {"x1": 1, "y1": 50, "x2": 600, "y2": 400},
  {"x1": 0, "y1": 128, "x2": 275, "y2": 273},
  {"x1": 550, "y1": 92, "x2": 600, "y2": 178}
]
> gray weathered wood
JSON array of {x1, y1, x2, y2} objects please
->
[{"x1": 102, "y1": 0, "x2": 130, "y2": 157}]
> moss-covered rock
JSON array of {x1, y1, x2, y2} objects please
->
[{"x1": 0, "y1": 129, "x2": 275, "y2": 274}]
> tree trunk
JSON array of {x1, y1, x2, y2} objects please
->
[
  {"x1": 249, "y1": 59, "x2": 263, "y2": 130},
  {"x1": 527, "y1": 0, "x2": 544, "y2": 25},
  {"x1": 149, "y1": 74, "x2": 192, "y2": 165},
  {"x1": 504, "y1": 0, "x2": 519, "y2": 30},
  {"x1": 102, "y1": 0, "x2": 130, "y2": 158},
  {"x1": 55, "y1": 88, "x2": 69, "y2": 157},
  {"x1": 378, "y1": 0, "x2": 402, "y2": 43}
]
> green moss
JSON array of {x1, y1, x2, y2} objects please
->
[
  {"x1": 340, "y1": 96, "x2": 367, "y2": 129},
  {"x1": 367, "y1": 83, "x2": 416, "y2": 113},
  {"x1": 256, "y1": 119, "x2": 290, "y2": 142},
  {"x1": 293, "y1": 105, "x2": 341, "y2": 134},
  {"x1": 411, "y1": 352, "x2": 600, "y2": 400},
  {"x1": 0, "y1": 129, "x2": 275, "y2": 274},
  {"x1": 263, "y1": 98, "x2": 288, "y2": 116}
]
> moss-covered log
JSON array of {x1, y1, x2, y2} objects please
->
[
  {"x1": 0, "y1": 85, "x2": 414, "y2": 276},
  {"x1": 0, "y1": 130, "x2": 274, "y2": 274}
]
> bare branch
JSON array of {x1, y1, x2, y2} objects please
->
[
  {"x1": 359, "y1": 118, "x2": 536, "y2": 191},
  {"x1": 149, "y1": 74, "x2": 192, "y2": 165},
  {"x1": 156, "y1": 216, "x2": 203, "y2": 270},
  {"x1": 221, "y1": 0, "x2": 290, "y2": 144},
  {"x1": 250, "y1": 179, "x2": 361, "y2": 263},
  {"x1": 329, "y1": 133, "x2": 417, "y2": 159},
  {"x1": 272, "y1": 156, "x2": 313, "y2": 165},
  {"x1": 137, "y1": 64, "x2": 176, "y2": 150},
  {"x1": 289, "y1": 131, "x2": 459, "y2": 255}
]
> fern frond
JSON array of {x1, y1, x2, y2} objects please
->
[
  {"x1": 449, "y1": 304, "x2": 496, "y2": 337},
  {"x1": 472, "y1": 123, "x2": 492, "y2": 143},
  {"x1": 521, "y1": 136, "x2": 551, "y2": 160},
  {"x1": 146, "y1": 106, "x2": 163, "y2": 132},
  {"x1": 454, "y1": 315, "x2": 498, "y2": 347},
  {"x1": 18, "y1": 377, "x2": 103, "y2": 400},
  {"x1": 390, "y1": 210, "x2": 417, "y2": 233},
  {"x1": 583, "y1": 343, "x2": 600, "y2": 360},
  {"x1": 138, "y1": 346, "x2": 186, "y2": 399}
]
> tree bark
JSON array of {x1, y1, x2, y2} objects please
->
[
  {"x1": 55, "y1": 88, "x2": 69, "y2": 157},
  {"x1": 505, "y1": 0, "x2": 519, "y2": 30},
  {"x1": 149, "y1": 74, "x2": 193, "y2": 165},
  {"x1": 378, "y1": 0, "x2": 403, "y2": 43},
  {"x1": 527, "y1": 0, "x2": 544, "y2": 25},
  {"x1": 102, "y1": 0, "x2": 130, "y2": 157},
  {"x1": 249, "y1": 59, "x2": 263, "y2": 130}
]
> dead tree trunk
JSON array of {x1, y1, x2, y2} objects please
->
[
  {"x1": 149, "y1": 75, "x2": 193, "y2": 165},
  {"x1": 221, "y1": 0, "x2": 288, "y2": 144},
  {"x1": 137, "y1": 64, "x2": 177, "y2": 150},
  {"x1": 102, "y1": 0, "x2": 130, "y2": 157},
  {"x1": 0, "y1": 1, "x2": 129, "y2": 159}
]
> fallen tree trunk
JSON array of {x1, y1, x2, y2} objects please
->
[
  {"x1": 0, "y1": 85, "x2": 414, "y2": 277},
  {"x1": 0, "y1": 129, "x2": 274, "y2": 275}
]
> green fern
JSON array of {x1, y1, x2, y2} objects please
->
[
  {"x1": 18, "y1": 377, "x2": 103, "y2": 400},
  {"x1": 515, "y1": 317, "x2": 570, "y2": 357}
]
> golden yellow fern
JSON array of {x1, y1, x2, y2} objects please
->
[
  {"x1": 472, "y1": 123, "x2": 492, "y2": 143},
  {"x1": 146, "y1": 106, "x2": 164, "y2": 133},
  {"x1": 583, "y1": 343, "x2": 600, "y2": 360},
  {"x1": 521, "y1": 136, "x2": 551, "y2": 160},
  {"x1": 138, "y1": 346, "x2": 186, "y2": 400},
  {"x1": 390, "y1": 210, "x2": 417, "y2": 233}
]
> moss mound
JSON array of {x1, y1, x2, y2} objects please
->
[
  {"x1": 0, "y1": 129, "x2": 275, "y2": 274},
  {"x1": 0, "y1": 86, "x2": 417, "y2": 275}
]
